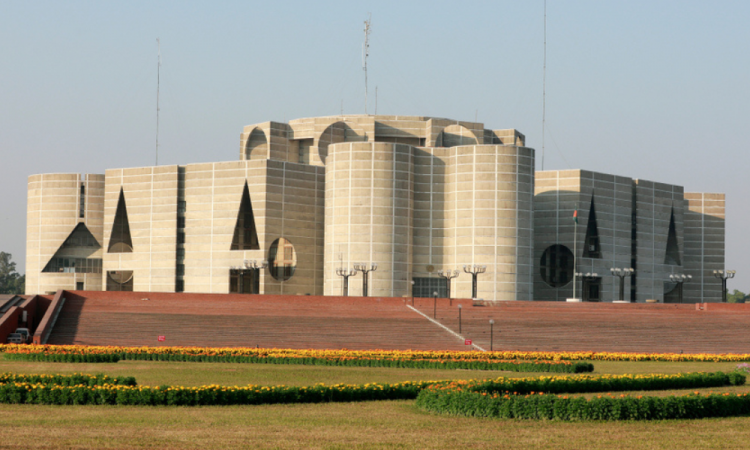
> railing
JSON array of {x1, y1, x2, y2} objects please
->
[{"x1": 33, "y1": 290, "x2": 66, "y2": 345}]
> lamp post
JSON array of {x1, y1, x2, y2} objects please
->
[
  {"x1": 669, "y1": 273, "x2": 692, "y2": 304},
  {"x1": 610, "y1": 268, "x2": 634, "y2": 302},
  {"x1": 410, "y1": 280, "x2": 416, "y2": 305},
  {"x1": 353, "y1": 263, "x2": 377, "y2": 297},
  {"x1": 463, "y1": 265, "x2": 487, "y2": 299},
  {"x1": 458, "y1": 304, "x2": 462, "y2": 333},
  {"x1": 489, "y1": 319, "x2": 495, "y2": 351},
  {"x1": 336, "y1": 267, "x2": 357, "y2": 297},
  {"x1": 713, "y1": 270, "x2": 736, "y2": 303},
  {"x1": 574, "y1": 272, "x2": 598, "y2": 302},
  {"x1": 433, "y1": 291, "x2": 438, "y2": 319},
  {"x1": 437, "y1": 269, "x2": 460, "y2": 305}
]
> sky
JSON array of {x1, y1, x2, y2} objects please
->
[{"x1": 0, "y1": 1, "x2": 748, "y2": 290}]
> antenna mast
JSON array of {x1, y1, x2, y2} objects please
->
[
  {"x1": 156, "y1": 38, "x2": 161, "y2": 166},
  {"x1": 541, "y1": 1, "x2": 546, "y2": 170},
  {"x1": 363, "y1": 14, "x2": 371, "y2": 115}
]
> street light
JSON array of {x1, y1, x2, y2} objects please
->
[
  {"x1": 437, "y1": 269, "x2": 460, "y2": 305},
  {"x1": 489, "y1": 319, "x2": 495, "y2": 351},
  {"x1": 713, "y1": 270, "x2": 736, "y2": 303},
  {"x1": 433, "y1": 291, "x2": 438, "y2": 319},
  {"x1": 668, "y1": 273, "x2": 692, "y2": 304},
  {"x1": 458, "y1": 304, "x2": 462, "y2": 333},
  {"x1": 410, "y1": 280, "x2": 416, "y2": 305},
  {"x1": 335, "y1": 267, "x2": 357, "y2": 297},
  {"x1": 353, "y1": 263, "x2": 377, "y2": 297},
  {"x1": 574, "y1": 272, "x2": 598, "y2": 302},
  {"x1": 610, "y1": 268, "x2": 634, "y2": 302},
  {"x1": 463, "y1": 265, "x2": 487, "y2": 299}
]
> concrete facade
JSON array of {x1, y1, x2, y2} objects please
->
[
  {"x1": 534, "y1": 170, "x2": 724, "y2": 303},
  {"x1": 25, "y1": 114, "x2": 724, "y2": 303}
]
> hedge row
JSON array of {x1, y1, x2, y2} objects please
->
[
  {"x1": 459, "y1": 372, "x2": 746, "y2": 396},
  {"x1": 5, "y1": 344, "x2": 750, "y2": 363},
  {"x1": 3, "y1": 353, "x2": 120, "y2": 363},
  {"x1": 0, "y1": 380, "x2": 432, "y2": 406},
  {"x1": 0, "y1": 372, "x2": 136, "y2": 387},
  {"x1": 2, "y1": 351, "x2": 592, "y2": 373},
  {"x1": 415, "y1": 390, "x2": 750, "y2": 420},
  {"x1": 415, "y1": 371, "x2": 748, "y2": 420}
]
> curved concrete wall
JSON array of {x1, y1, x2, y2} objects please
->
[
  {"x1": 411, "y1": 145, "x2": 535, "y2": 301},
  {"x1": 324, "y1": 142, "x2": 414, "y2": 297}
]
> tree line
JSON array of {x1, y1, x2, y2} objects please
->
[{"x1": 0, "y1": 252, "x2": 25, "y2": 295}]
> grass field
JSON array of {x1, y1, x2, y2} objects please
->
[{"x1": 1, "y1": 358, "x2": 749, "y2": 449}]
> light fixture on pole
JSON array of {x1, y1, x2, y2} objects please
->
[
  {"x1": 353, "y1": 263, "x2": 377, "y2": 297},
  {"x1": 463, "y1": 265, "x2": 487, "y2": 299},
  {"x1": 432, "y1": 291, "x2": 438, "y2": 319},
  {"x1": 713, "y1": 270, "x2": 736, "y2": 303},
  {"x1": 489, "y1": 319, "x2": 495, "y2": 351},
  {"x1": 668, "y1": 273, "x2": 692, "y2": 304},
  {"x1": 410, "y1": 280, "x2": 416, "y2": 305},
  {"x1": 336, "y1": 267, "x2": 357, "y2": 297},
  {"x1": 437, "y1": 269, "x2": 459, "y2": 304},
  {"x1": 458, "y1": 304, "x2": 462, "y2": 334},
  {"x1": 610, "y1": 268, "x2": 634, "y2": 302}
]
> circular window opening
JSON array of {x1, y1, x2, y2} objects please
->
[
  {"x1": 268, "y1": 238, "x2": 297, "y2": 281},
  {"x1": 540, "y1": 244, "x2": 574, "y2": 288}
]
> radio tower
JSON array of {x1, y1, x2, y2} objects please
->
[
  {"x1": 363, "y1": 14, "x2": 372, "y2": 115},
  {"x1": 155, "y1": 38, "x2": 161, "y2": 166}
]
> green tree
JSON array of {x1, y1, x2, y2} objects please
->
[
  {"x1": 727, "y1": 289, "x2": 749, "y2": 304},
  {"x1": 0, "y1": 252, "x2": 25, "y2": 294}
]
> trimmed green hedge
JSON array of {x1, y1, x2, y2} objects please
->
[
  {"x1": 415, "y1": 371, "x2": 748, "y2": 420},
  {"x1": 462, "y1": 372, "x2": 745, "y2": 396},
  {"x1": 0, "y1": 372, "x2": 135, "y2": 386},
  {"x1": 416, "y1": 389, "x2": 750, "y2": 420},
  {"x1": 3, "y1": 353, "x2": 120, "y2": 363},
  {"x1": 0, "y1": 380, "x2": 432, "y2": 406},
  {"x1": 3, "y1": 351, "x2": 592, "y2": 373}
]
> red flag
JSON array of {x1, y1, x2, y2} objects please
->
[{"x1": 573, "y1": 210, "x2": 578, "y2": 224}]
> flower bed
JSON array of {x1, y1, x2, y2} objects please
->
[
  {"x1": 3, "y1": 344, "x2": 750, "y2": 363},
  {"x1": 0, "y1": 345, "x2": 592, "y2": 373},
  {"x1": 0, "y1": 379, "x2": 433, "y2": 406},
  {"x1": 0, "y1": 372, "x2": 136, "y2": 386},
  {"x1": 415, "y1": 371, "x2": 748, "y2": 420}
]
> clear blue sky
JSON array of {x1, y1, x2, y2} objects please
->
[{"x1": 1, "y1": 1, "x2": 748, "y2": 291}]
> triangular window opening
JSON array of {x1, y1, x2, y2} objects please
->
[
  {"x1": 108, "y1": 189, "x2": 133, "y2": 253},
  {"x1": 231, "y1": 182, "x2": 260, "y2": 250},
  {"x1": 42, "y1": 223, "x2": 102, "y2": 273},
  {"x1": 664, "y1": 208, "x2": 681, "y2": 265},
  {"x1": 582, "y1": 197, "x2": 601, "y2": 258}
]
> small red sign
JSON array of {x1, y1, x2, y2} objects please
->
[
  {"x1": 464, "y1": 339, "x2": 472, "y2": 345},
  {"x1": 158, "y1": 336, "x2": 166, "y2": 342}
]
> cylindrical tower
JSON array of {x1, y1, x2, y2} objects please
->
[
  {"x1": 324, "y1": 142, "x2": 414, "y2": 297},
  {"x1": 26, "y1": 173, "x2": 105, "y2": 295},
  {"x1": 447, "y1": 145, "x2": 535, "y2": 301}
]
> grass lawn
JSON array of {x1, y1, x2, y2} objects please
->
[{"x1": 0, "y1": 357, "x2": 749, "y2": 449}]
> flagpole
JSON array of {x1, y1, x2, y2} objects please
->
[{"x1": 573, "y1": 210, "x2": 577, "y2": 299}]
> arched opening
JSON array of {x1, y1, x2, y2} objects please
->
[
  {"x1": 244, "y1": 128, "x2": 268, "y2": 160},
  {"x1": 267, "y1": 237, "x2": 297, "y2": 281},
  {"x1": 540, "y1": 244, "x2": 574, "y2": 287},
  {"x1": 316, "y1": 122, "x2": 349, "y2": 164},
  {"x1": 106, "y1": 270, "x2": 133, "y2": 291},
  {"x1": 438, "y1": 124, "x2": 478, "y2": 147}
]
